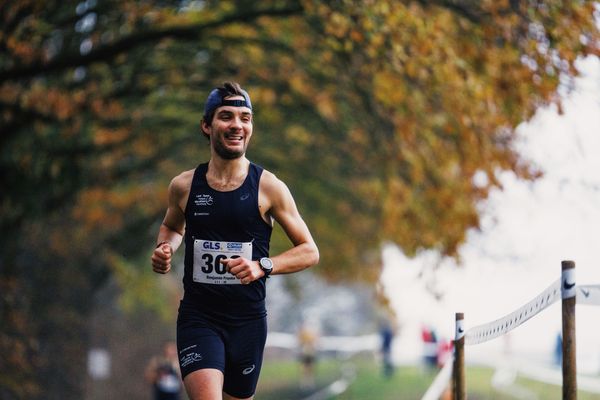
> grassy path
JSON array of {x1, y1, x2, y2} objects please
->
[{"x1": 257, "y1": 356, "x2": 600, "y2": 400}]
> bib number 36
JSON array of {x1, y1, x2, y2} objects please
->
[
  {"x1": 201, "y1": 253, "x2": 239, "y2": 274},
  {"x1": 193, "y1": 239, "x2": 252, "y2": 285}
]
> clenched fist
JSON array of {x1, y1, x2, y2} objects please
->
[{"x1": 151, "y1": 242, "x2": 172, "y2": 274}]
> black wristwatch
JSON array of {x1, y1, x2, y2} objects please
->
[{"x1": 259, "y1": 257, "x2": 273, "y2": 278}]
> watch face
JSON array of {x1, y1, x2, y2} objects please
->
[{"x1": 260, "y1": 258, "x2": 273, "y2": 270}]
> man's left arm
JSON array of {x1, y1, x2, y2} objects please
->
[
  {"x1": 223, "y1": 173, "x2": 319, "y2": 282},
  {"x1": 267, "y1": 177, "x2": 319, "y2": 275}
]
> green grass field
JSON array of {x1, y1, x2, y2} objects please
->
[{"x1": 257, "y1": 355, "x2": 600, "y2": 399}]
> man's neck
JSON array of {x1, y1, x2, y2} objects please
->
[{"x1": 207, "y1": 156, "x2": 249, "y2": 184}]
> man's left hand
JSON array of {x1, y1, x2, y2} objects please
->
[{"x1": 221, "y1": 257, "x2": 264, "y2": 284}]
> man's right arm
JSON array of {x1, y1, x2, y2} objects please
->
[{"x1": 151, "y1": 176, "x2": 187, "y2": 274}]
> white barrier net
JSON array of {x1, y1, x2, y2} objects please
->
[
  {"x1": 577, "y1": 285, "x2": 600, "y2": 306},
  {"x1": 464, "y1": 277, "x2": 600, "y2": 345},
  {"x1": 465, "y1": 279, "x2": 562, "y2": 345}
]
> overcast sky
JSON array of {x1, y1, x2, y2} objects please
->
[{"x1": 381, "y1": 56, "x2": 600, "y2": 372}]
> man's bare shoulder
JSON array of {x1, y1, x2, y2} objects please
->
[
  {"x1": 260, "y1": 169, "x2": 286, "y2": 192},
  {"x1": 259, "y1": 168, "x2": 294, "y2": 208},
  {"x1": 170, "y1": 169, "x2": 195, "y2": 196}
]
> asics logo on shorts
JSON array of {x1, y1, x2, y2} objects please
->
[{"x1": 242, "y1": 364, "x2": 255, "y2": 375}]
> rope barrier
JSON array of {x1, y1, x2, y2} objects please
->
[
  {"x1": 465, "y1": 279, "x2": 562, "y2": 345},
  {"x1": 576, "y1": 284, "x2": 600, "y2": 305},
  {"x1": 448, "y1": 261, "x2": 600, "y2": 399},
  {"x1": 464, "y1": 280, "x2": 600, "y2": 346}
]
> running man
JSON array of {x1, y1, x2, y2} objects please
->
[{"x1": 150, "y1": 81, "x2": 319, "y2": 400}]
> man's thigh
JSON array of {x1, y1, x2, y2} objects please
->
[{"x1": 184, "y1": 368, "x2": 224, "y2": 400}]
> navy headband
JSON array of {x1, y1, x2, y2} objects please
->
[
  {"x1": 221, "y1": 99, "x2": 249, "y2": 107},
  {"x1": 203, "y1": 88, "x2": 253, "y2": 119}
]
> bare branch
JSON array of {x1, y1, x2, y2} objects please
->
[{"x1": 0, "y1": 3, "x2": 303, "y2": 82}]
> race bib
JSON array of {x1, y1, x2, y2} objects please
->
[{"x1": 193, "y1": 239, "x2": 252, "y2": 285}]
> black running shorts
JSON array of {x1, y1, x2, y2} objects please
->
[{"x1": 176, "y1": 302, "x2": 267, "y2": 398}]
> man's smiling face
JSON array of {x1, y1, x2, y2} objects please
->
[{"x1": 204, "y1": 95, "x2": 253, "y2": 160}]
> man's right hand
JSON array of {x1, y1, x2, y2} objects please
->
[{"x1": 151, "y1": 242, "x2": 172, "y2": 274}]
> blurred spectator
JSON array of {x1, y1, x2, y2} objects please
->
[
  {"x1": 421, "y1": 325, "x2": 438, "y2": 370},
  {"x1": 436, "y1": 338, "x2": 453, "y2": 368},
  {"x1": 297, "y1": 318, "x2": 320, "y2": 389},
  {"x1": 554, "y1": 332, "x2": 562, "y2": 366},
  {"x1": 144, "y1": 341, "x2": 182, "y2": 400},
  {"x1": 380, "y1": 319, "x2": 396, "y2": 378}
]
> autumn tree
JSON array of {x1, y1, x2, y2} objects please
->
[{"x1": 1, "y1": 0, "x2": 599, "y2": 398}]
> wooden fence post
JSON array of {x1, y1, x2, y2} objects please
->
[
  {"x1": 562, "y1": 260, "x2": 577, "y2": 400},
  {"x1": 453, "y1": 312, "x2": 465, "y2": 400}
]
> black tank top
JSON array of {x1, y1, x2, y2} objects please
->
[{"x1": 181, "y1": 162, "x2": 272, "y2": 321}]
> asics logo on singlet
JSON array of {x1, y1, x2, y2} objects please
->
[
  {"x1": 240, "y1": 193, "x2": 250, "y2": 201},
  {"x1": 242, "y1": 365, "x2": 255, "y2": 375}
]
